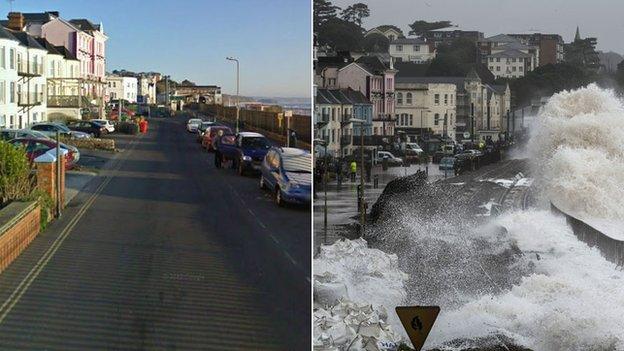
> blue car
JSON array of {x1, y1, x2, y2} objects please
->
[{"x1": 260, "y1": 147, "x2": 312, "y2": 206}]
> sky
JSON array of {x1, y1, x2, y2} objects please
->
[
  {"x1": 333, "y1": 0, "x2": 624, "y2": 55},
  {"x1": 1, "y1": 0, "x2": 311, "y2": 98}
]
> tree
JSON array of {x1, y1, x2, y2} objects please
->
[
  {"x1": 316, "y1": 17, "x2": 364, "y2": 51},
  {"x1": 425, "y1": 38, "x2": 478, "y2": 77},
  {"x1": 362, "y1": 32, "x2": 389, "y2": 52},
  {"x1": 436, "y1": 37, "x2": 477, "y2": 63},
  {"x1": 180, "y1": 79, "x2": 196, "y2": 86},
  {"x1": 408, "y1": 20, "x2": 452, "y2": 36},
  {"x1": 314, "y1": 0, "x2": 339, "y2": 30},
  {"x1": 340, "y1": 3, "x2": 370, "y2": 28},
  {"x1": 564, "y1": 37, "x2": 600, "y2": 72}
]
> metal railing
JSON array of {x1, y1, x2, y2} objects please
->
[
  {"x1": 47, "y1": 95, "x2": 81, "y2": 108},
  {"x1": 17, "y1": 62, "x2": 43, "y2": 76},
  {"x1": 17, "y1": 92, "x2": 44, "y2": 106}
]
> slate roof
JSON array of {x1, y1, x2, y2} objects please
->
[
  {"x1": 480, "y1": 34, "x2": 519, "y2": 43},
  {"x1": 54, "y1": 45, "x2": 79, "y2": 61},
  {"x1": 7, "y1": 30, "x2": 46, "y2": 50},
  {"x1": 35, "y1": 37, "x2": 63, "y2": 56},
  {"x1": 0, "y1": 25, "x2": 18, "y2": 41},
  {"x1": 69, "y1": 19, "x2": 98, "y2": 31},
  {"x1": 316, "y1": 88, "x2": 371, "y2": 105},
  {"x1": 355, "y1": 55, "x2": 392, "y2": 74}
]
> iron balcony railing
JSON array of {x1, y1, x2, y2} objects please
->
[
  {"x1": 17, "y1": 62, "x2": 43, "y2": 76},
  {"x1": 47, "y1": 95, "x2": 81, "y2": 108},
  {"x1": 17, "y1": 92, "x2": 44, "y2": 106}
]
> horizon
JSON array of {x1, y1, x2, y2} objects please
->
[{"x1": 1, "y1": 0, "x2": 311, "y2": 98}]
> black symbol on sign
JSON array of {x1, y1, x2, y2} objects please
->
[{"x1": 411, "y1": 316, "x2": 423, "y2": 331}]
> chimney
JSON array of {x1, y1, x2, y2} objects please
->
[{"x1": 7, "y1": 12, "x2": 24, "y2": 31}]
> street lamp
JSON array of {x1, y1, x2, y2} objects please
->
[
  {"x1": 226, "y1": 57, "x2": 240, "y2": 133},
  {"x1": 314, "y1": 138, "x2": 329, "y2": 243}
]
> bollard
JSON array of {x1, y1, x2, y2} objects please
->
[
  {"x1": 373, "y1": 175, "x2": 379, "y2": 189},
  {"x1": 382, "y1": 157, "x2": 388, "y2": 171}
]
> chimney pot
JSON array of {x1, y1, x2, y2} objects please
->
[{"x1": 7, "y1": 12, "x2": 24, "y2": 31}]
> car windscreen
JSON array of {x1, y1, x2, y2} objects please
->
[
  {"x1": 56, "y1": 124, "x2": 71, "y2": 132},
  {"x1": 283, "y1": 154, "x2": 312, "y2": 173},
  {"x1": 241, "y1": 137, "x2": 270, "y2": 149}
]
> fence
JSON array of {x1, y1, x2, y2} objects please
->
[
  {"x1": 193, "y1": 104, "x2": 311, "y2": 145},
  {"x1": 551, "y1": 203, "x2": 624, "y2": 266}
]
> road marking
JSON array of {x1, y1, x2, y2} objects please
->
[{"x1": 0, "y1": 136, "x2": 139, "y2": 325}]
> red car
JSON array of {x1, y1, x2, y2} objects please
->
[
  {"x1": 9, "y1": 138, "x2": 79, "y2": 170},
  {"x1": 202, "y1": 126, "x2": 232, "y2": 151}
]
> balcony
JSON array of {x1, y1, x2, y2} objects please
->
[
  {"x1": 47, "y1": 95, "x2": 81, "y2": 108},
  {"x1": 17, "y1": 62, "x2": 43, "y2": 77},
  {"x1": 17, "y1": 92, "x2": 44, "y2": 106}
]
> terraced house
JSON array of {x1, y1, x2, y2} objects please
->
[{"x1": 1, "y1": 11, "x2": 108, "y2": 118}]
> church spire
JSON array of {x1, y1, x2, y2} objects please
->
[{"x1": 574, "y1": 26, "x2": 580, "y2": 41}]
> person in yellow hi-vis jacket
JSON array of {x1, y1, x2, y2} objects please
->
[{"x1": 350, "y1": 161, "x2": 357, "y2": 182}]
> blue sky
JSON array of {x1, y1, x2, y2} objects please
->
[{"x1": 2, "y1": 0, "x2": 311, "y2": 98}]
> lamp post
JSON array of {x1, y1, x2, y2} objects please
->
[
  {"x1": 226, "y1": 57, "x2": 240, "y2": 133},
  {"x1": 350, "y1": 118, "x2": 367, "y2": 229}
]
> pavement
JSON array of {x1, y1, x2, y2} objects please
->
[{"x1": 0, "y1": 117, "x2": 310, "y2": 349}]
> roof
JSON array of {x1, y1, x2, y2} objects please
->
[
  {"x1": 396, "y1": 76, "x2": 468, "y2": 87},
  {"x1": 394, "y1": 62, "x2": 429, "y2": 77},
  {"x1": 23, "y1": 12, "x2": 59, "y2": 22},
  {"x1": 34, "y1": 38, "x2": 63, "y2": 56},
  {"x1": 54, "y1": 45, "x2": 79, "y2": 60},
  {"x1": 0, "y1": 25, "x2": 18, "y2": 41},
  {"x1": 488, "y1": 49, "x2": 532, "y2": 58},
  {"x1": 493, "y1": 41, "x2": 531, "y2": 51},
  {"x1": 390, "y1": 37, "x2": 427, "y2": 45},
  {"x1": 7, "y1": 30, "x2": 46, "y2": 50},
  {"x1": 489, "y1": 84, "x2": 509, "y2": 94},
  {"x1": 316, "y1": 88, "x2": 372, "y2": 105},
  {"x1": 427, "y1": 26, "x2": 479, "y2": 33},
  {"x1": 368, "y1": 25, "x2": 403, "y2": 35},
  {"x1": 69, "y1": 19, "x2": 98, "y2": 31},
  {"x1": 480, "y1": 34, "x2": 520, "y2": 43},
  {"x1": 355, "y1": 55, "x2": 392, "y2": 74}
]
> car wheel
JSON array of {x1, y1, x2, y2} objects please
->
[
  {"x1": 259, "y1": 176, "x2": 266, "y2": 190},
  {"x1": 275, "y1": 188, "x2": 284, "y2": 207}
]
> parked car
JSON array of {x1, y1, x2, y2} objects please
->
[
  {"x1": 91, "y1": 119, "x2": 115, "y2": 133},
  {"x1": 66, "y1": 120, "x2": 108, "y2": 138},
  {"x1": 377, "y1": 150, "x2": 403, "y2": 166},
  {"x1": 217, "y1": 132, "x2": 271, "y2": 175},
  {"x1": 439, "y1": 156, "x2": 457, "y2": 171},
  {"x1": 196, "y1": 121, "x2": 217, "y2": 142},
  {"x1": 260, "y1": 147, "x2": 311, "y2": 206},
  {"x1": 202, "y1": 126, "x2": 232, "y2": 150},
  {"x1": 462, "y1": 149, "x2": 483, "y2": 157},
  {"x1": 9, "y1": 137, "x2": 79, "y2": 169},
  {"x1": 404, "y1": 142, "x2": 424, "y2": 163},
  {"x1": 30, "y1": 122, "x2": 90, "y2": 139},
  {"x1": 186, "y1": 118, "x2": 203, "y2": 133},
  {"x1": 0, "y1": 129, "x2": 51, "y2": 141}
]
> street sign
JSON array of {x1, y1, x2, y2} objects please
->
[
  {"x1": 277, "y1": 113, "x2": 284, "y2": 128},
  {"x1": 395, "y1": 306, "x2": 440, "y2": 350},
  {"x1": 463, "y1": 132, "x2": 470, "y2": 139}
]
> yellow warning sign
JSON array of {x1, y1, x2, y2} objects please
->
[{"x1": 395, "y1": 306, "x2": 440, "y2": 351}]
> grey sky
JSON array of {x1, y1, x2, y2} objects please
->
[{"x1": 332, "y1": 0, "x2": 624, "y2": 54}]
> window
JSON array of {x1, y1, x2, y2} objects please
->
[
  {"x1": 396, "y1": 44, "x2": 403, "y2": 52},
  {"x1": 496, "y1": 57, "x2": 500, "y2": 62},
  {"x1": 434, "y1": 94, "x2": 440, "y2": 105},
  {"x1": 409, "y1": 114, "x2": 413, "y2": 126},
  {"x1": 489, "y1": 57, "x2": 494, "y2": 62},
  {"x1": 444, "y1": 94, "x2": 448, "y2": 105},
  {"x1": 434, "y1": 113, "x2": 440, "y2": 125},
  {"x1": 406, "y1": 92, "x2": 412, "y2": 104},
  {"x1": 512, "y1": 58, "x2": 516, "y2": 62},
  {"x1": 512, "y1": 66, "x2": 517, "y2": 72},
  {"x1": 397, "y1": 92, "x2": 403, "y2": 104},
  {"x1": 9, "y1": 48, "x2": 14, "y2": 69},
  {"x1": 450, "y1": 94, "x2": 454, "y2": 105},
  {"x1": 9, "y1": 82, "x2": 15, "y2": 103},
  {"x1": 0, "y1": 46, "x2": 5, "y2": 68},
  {"x1": 496, "y1": 66, "x2": 501, "y2": 71},
  {"x1": 413, "y1": 45, "x2": 420, "y2": 52}
]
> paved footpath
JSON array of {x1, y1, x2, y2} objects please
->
[{"x1": 0, "y1": 117, "x2": 310, "y2": 349}]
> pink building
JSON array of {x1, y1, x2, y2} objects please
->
[
  {"x1": 9, "y1": 12, "x2": 108, "y2": 99},
  {"x1": 336, "y1": 55, "x2": 397, "y2": 136}
]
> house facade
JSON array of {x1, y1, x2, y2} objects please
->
[
  {"x1": 365, "y1": 25, "x2": 403, "y2": 41},
  {"x1": 508, "y1": 33, "x2": 564, "y2": 66},
  {"x1": 0, "y1": 25, "x2": 20, "y2": 129},
  {"x1": 422, "y1": 27, "x2": 484, "y2": 47},
  {"x1": 394, "y1": 81, "x2": 457, "y2": 142},
  {"x1": 478, "y1": 34, "x2": 539, "y2": 78},
  {"x1": 336, "y1": 56, "x2": 396, "y2": 136},
  {"x1": 137, "y1": 74, "x2": 157, "y2": 104},
  {"x1": 106, "y1": 75, "x2": 137, "y2": 103},
  {"x1": 388, "y1": 38, "x2": 436, "y2": 63}
]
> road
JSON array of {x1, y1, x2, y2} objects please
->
[{"x1": 0, "y1": 117, "x2": 310, "y2": 349}]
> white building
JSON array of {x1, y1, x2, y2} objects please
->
[
  {"x1": 365, "y1": 25, "x2": 403, "y2": 41},
  {"x1": 486, "y1": 49, "x2": 533, "y2": 79},
  {"x1": 0, "y1": 26, "x2": 20, "y2": 129},
  {"x1": 107, "y1": 75, "x2": 137, "y2": 103},
  {"x1": 395, "y1": 81, "x2": 457, "y2": 141},
  {"x1": 389, "y1": 38, "x2": 435, "y2": 63},
  {"x1": 137, "y1": 75, "x2": 156, "y2": 104}
]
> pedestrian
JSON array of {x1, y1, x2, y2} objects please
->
[
  {"x1": 290, "y1": 130, "x2": 298, "y2": 148},
  {"x1": 350, "y1": 160, "x2": 357, "y2": 182},
  {"x1": 214, "y1": 130, "x2": 225, "y2": 168}
]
